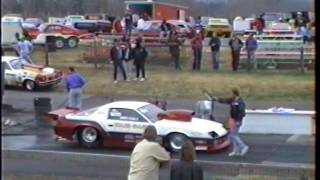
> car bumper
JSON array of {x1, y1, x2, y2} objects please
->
[
  {"x1": 193, "y1": 135, "x2": 230, "y2": 152},
  {"x1": 36, "y1": 78, "x2": 62, "y2": 87}
]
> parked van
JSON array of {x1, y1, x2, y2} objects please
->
[{"x1": 206, "y1": 18, "x2": 232, "y2": 37}]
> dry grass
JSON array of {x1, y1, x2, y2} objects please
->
[{"x1": 5, "y1": 46, "x2": 313, "y2": 102}]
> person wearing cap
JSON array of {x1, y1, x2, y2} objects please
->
[
  {"x1": 110, "y1": 39, "x2": 127, "y2": 83},
  {"x1": 128, "y1": 125, "x2": 170, "y2": 180}
]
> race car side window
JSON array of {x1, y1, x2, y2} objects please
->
[
  {"x1": 4, "y1": 62, "x2": 11, "y2": 70},
  {"x1": 108, "y1": 108, "x2": 147, "y2": 122}
]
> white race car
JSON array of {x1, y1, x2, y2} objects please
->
[{"x1": 48, "y1": 101, "x2": 230, "y2": 152}]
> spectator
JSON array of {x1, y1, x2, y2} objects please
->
[
  {"x1": 122, "y1": 38, "x2": 135, "y2": 81},
  {"x1": 208, "y1": 32, "x2": 221, "y2": 70},
  {"x1": 137, "y1": 16, "x2": 147, "y2": 32},
  {"x1": 213, "y1": 88, "x2": 249, "y2": 156},
  {"x1": 65, "y1": 66, "x2": 86, "y2": 110},
  {"x1": 191, "y1": 33, "x2": 203, "y2": 70},
  {"x1": 168, "y1": 28, "x2": 182, "y2": 70},
  {"x1": 160, "y1": 20, "x2": 171, "y2": 40},
  {"x1": 132, "y1": 13, "x2": 139, "y2": 28},
  {"x1": 228, "y1": 34, "x2": 243, "y2": 71},
  {"x1": 16, "y1": 38, "x2": 34, "y2": 64},
  {"x1": 132, "y1": 41, "x2": 148, "y2": 81},
  {"x1": 170, "y1": 140, "x2": 204, "y2": 180},
  {"x1": 245, "y1": 33, "x2": 258, "y2": 72},
  {"x1": 124, "y1": 10, "x2": 133, "y2": 36},
  {"x1": 110, "y1": 39, "x2": 127, "y2": 83},
  {"x1": 294, "y1": 12, "x2": 308, "y2": 29},
  {"x1": 128, "y1": 125, "x2": 170, "y2": 180}
]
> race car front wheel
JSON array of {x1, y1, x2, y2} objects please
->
[
  {"x1": 77, "y1": 127, "x2": 101, "y2": 148},
  {"x1": 167, "y1": 133, "x2": 188, "y2": 153},
  {"x1": 24, "y1": 80, "x2": 36, "y2": 91},
  {"x1": 67, "y1": 37, "x2": 78, "y2": 48}
]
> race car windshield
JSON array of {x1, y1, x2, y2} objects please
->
[
  {"x1": 138, "y1": 104, "x2": 164, "y2": 123},
  {"x1": 10, "y1": 59, "x2": 23, "y2": 69}
]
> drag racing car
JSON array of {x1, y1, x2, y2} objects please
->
[
  {"x1": 2, "y1": 56, "x2": 63, "y2": 91},
  {"x1": 48, "y1": 101, "x2": 230, "y2": 152}
]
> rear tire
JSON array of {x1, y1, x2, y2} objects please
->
[
  {"x1": 77, "y1": 127, "x2": 101, "y2": 148},
  {"x1": 67, "y1": 37, "x2": 78, "y2": 48}
]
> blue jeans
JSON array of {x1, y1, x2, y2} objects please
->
[
  {"x1": 211, "y1": 51, "x2": 220, "y2": 70},
  {"x1": 68, "y1": 88, "x2": 82, "y2": 109},
  {"x1": 229, "y1": 120, "x2": 247, "y2": 153},
  {"x1": 20, "y1": 53, "x2": 33, "y2": 64}
]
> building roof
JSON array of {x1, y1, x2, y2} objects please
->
[{"x1": 124, "y1": 0, "x2": 189, "y2": 9}]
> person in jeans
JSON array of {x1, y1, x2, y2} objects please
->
[
  {"x1": 110, "y1": 39, "x2": 127, "y2": 83},
  {"x1": 168, "y1": 29, "x2": 182, "y2": 70},
  {"x1": 212, "y1": 88, "x2": 249, "y2": 156},
  {"x1": 122, "y1": 39, "x2": 135, "y2": 81},
  {"x1": 170, "y1": 140, "x2": 203, "y2": 180},
  {"x1": 17, "y1": 39, "x2": 34, "y2": 64},
  {"x1": 229, "y1": 34, "x2": 243, "y2": 71},
  {"x1": 124, "y1": 10, "x2": 133, "y2": 37},
  {"x1": 191, "y1": 33, "x2": 203, "y2": 70},
  {"x1": 132, "y1": 41, "x2": 148, "y2": 81},
  {"x1": 128, "y1": 125, "x2": 170, "y2": 180},
  {"x1": 65, "y1": 66, "x2": 86, "y2": 110},
  {"x1": 245, "y1": 33, "x2": 258, "y2": 72},
  {"x1": 208, "y1": 32, "x2": 221, "y2": 70}
]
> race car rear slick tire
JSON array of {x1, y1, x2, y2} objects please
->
[
  {"x1": 24, "y1": 80, "x2": 36, "y2": 91},
  {"x1": 67, "y1": 37, "x2": 78, "y2": 48},
  {"x1": 77, "y1": 127, "x2": 101, "y2": 148},
  {"x1": 167, "y1": 133, "x2": 188, "y2": 153},
  {"x1": 55, "y1": 37, "x2": 65, "y2": 49}
]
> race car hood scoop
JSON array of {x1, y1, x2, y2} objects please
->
[{"x1": 157, "y1": 109, "x2": 195, "y2": 122}]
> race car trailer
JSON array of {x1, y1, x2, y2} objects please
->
[{"x1": 124, "y1": 0, "x2": 189, "y2": 20}]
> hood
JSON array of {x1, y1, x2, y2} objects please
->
[
  {"x1": 23, "y1": 64, "x2": 55, "y2": 75},
  {"x1": 156, "y1": 117, "x2": 227, "y2": 137}
]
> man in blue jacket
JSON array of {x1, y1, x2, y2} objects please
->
[
  {"x1": 65, "y1": 66, "x2": 86, "y2": 110},
  {"x1": 245, "y1": 33, "x2": 258, "y2": 72}
]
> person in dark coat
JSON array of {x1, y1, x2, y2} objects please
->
[
  {"x1": 168, "y1": 28, "x2": 182, "y2": 70},
  {"x1": 124, "y1": 10, "x2": 133, "y2": 37},
  {"x1": 132, "y1": 41, "x2": 148, "y2": 81},
  {"x1": 191, "y1": 33, "x2": 203, "y2": 70},
  {"x1": 160, "y1": 20, "x2": 171, "y2": 39},
  {"x1": 208, "y1": 32, "x2": 221, "y2": 70},
  {"x1": 211, "y1": 88, "x2": 249, "y2": 157},
  {"x1": 170, "y1": 140, "x2": 203, "y2": 180},
  {"x1": 110, "y1": 39, "x2": 127, "y2": 83},
  {"x1": 229, "y1": 34, "x2": 243, "y2": 71}
]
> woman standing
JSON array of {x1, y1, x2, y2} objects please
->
[
  {"x1": 170, "y1": 140, "x2": 203, "y2": 180},
  {"x1": 133, "y1": 41, "x2": 148, "y2": 81}
]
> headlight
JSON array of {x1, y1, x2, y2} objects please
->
[{"x1": 209, "y1": 131, "x2": 219, "y2": 138}]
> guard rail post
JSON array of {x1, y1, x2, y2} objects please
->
[{"x1": 300, "y1": 46, "x2": 305, "y2": 74}]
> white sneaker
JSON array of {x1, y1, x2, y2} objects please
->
[
  {"x1": 133, "y1": 78, "x2": 138, "y2": 81},
  {"x1": 126, "y1": 79, "x2": 131, "y2": 82},
  {"x1": 140, "y1": 78, "x2": 145, "y2": 81},
  {"x1": 240, "y1": 146, "x2": 249, "y2": 156},
  {"x1": 228, "y1": 152, "x2": 238, "y2": 157},
  {"x1": 113, "y1": 80, "x2": 118, "y2": 84}
]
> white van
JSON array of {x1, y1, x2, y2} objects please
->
[{"x1": 1, "y1": 21, "x2": 24, "y2": 48}]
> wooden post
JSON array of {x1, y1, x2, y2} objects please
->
[
  {"x1": 45, "y1": 44, "x2": 49, "y2": 66},
  {"x1": 300, "y1": 46, "x2": 304, "y2": 73}
]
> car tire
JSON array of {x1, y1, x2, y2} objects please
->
[
  {"x1": 77, "y1": 127, "x2": 101, "y2": 148},
  {"x1": 24, "y1": 80, "x2": 36, "y2": 91},
  {"x1": 67, "y1": 37, "x2": 78, "y2": 48},
  {"x1": 54, "y1": 37, "x2": 65, "y2": 49},
  {"x1": 166, "y1": 133, "x2": 188, "y2": 153}
]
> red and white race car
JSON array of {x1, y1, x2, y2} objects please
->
[{"x1": 48, "y1": 101, "x2": 230, "y2": 153}]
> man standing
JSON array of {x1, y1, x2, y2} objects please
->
[
  {"x1": 208, "y1": 32, "x2": 221, "y2": 70},
  {"x1": 212, "y1": 88, "x2": 249, "y2": 156},
  {"x1": 133, "y1": 41, "x2": 148, "y2": 81},
  {"x1": 168, "y1": 28, "x2": 182, "y2": 70},
  {"x1": 17, "y1": 38, "x2": 34, "y2": 64},
  {"x1": 128, "y1": 125, "x2": 170, "y2": 180},
  {"x1": 65, "y1": 66, "x2": 86, "y2": 110},
  {"x1": 229, "y1": 34, "x2": 243, "y2": 71},
  {"x1": 124, "y1": 10, "x2": 133, "y2": 37},
  {"x1": 110, "y1": 39, "x2": 127, "y2": 83},
  {"x1": 191, "y1": 33, "x2": 203, "y2": 70},
  {"x1": 245, "y1": 34, "x2": 258, "y2": 72}
]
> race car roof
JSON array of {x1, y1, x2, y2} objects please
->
[{"x1": 98, "y1": 101, "x2": 150, "y2": 111}]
